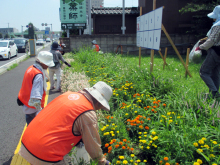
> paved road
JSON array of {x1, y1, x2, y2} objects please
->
[{"x1": 0, "y1": 44, "x2": 61, "y2": 165}]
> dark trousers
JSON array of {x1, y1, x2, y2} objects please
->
[
  {"x1": 200, "y1": 49, "x2": 220, "y2": 97},
  {"x1": 26, "y1": 112, "x2": 36, "y2": 125}
]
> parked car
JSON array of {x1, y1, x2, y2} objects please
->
[
  {"x1": 46, "y1": 38, "x2": 51, "y2": 42},
  {"x1": 13, "y1": 38, "x2": 29, "y2": 53},
  {"x1": 36, "y1": 39, "x2": 45, "y2": 46},
  {"x1": 0, "y1": 40, "x2": 17, "y2": 60}
]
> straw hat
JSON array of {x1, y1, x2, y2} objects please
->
[
  {"x1": 84, "y1": 81, "x2": 112, "y2": 111},
  {"x1": 36, "y1": 51, "x2": 54, "y2": 67}
]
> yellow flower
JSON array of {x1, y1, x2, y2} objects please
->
[
  {"x1": 212, "y1": 163, "x2": 217, "y2": 165},
  {"x1": 152, "y1": 131, "x2": 156, "y2": 135},
  {"x1": 125, "y1": 113, "x2": 129, "y2": 116},
  {"x1": 119, "y1": 156, "x2": 124, "y2": 160},
  {"x1": 212, "y1": 141, "x2": 217, "y2": 145},
  {"x1": 167, "y1": 112, "x2": 171, "y2": 116},
  {"x1": 130, "y1": 160, "x2": 133, "y2": 162},
  {"x1": 137, "y1": 160, "x2": 141, "y2": 162},
  {"x1": 194, "y1": 163, "x2": 200, "y2": 165},
  {"x1": 198, "y1": 140, "x2": 204, "y2": 145},
  {"x1": 202, "y1": 137, "x2": 206, "y2": 141},
  {"x1": 197, "y1": 149, "x2": 203, "y2": 153},
  {"x1": 210, "y1": 154, "x2": 215, "y2": 158},
  {"x1": 123, "y1": 160, "x2": 128, "y2": 164},
  {"x1": 138, "y1": 132, "x2": 142, "y2": 135},
  {"x1": 131, "y1": 154, "x2": 135, "y2": 157},
  {"x1": 139, "y1": 136, "x2": 142, "y2": 139},
  {"x1": 147, "y1": 146, "x2": 150, "y2": 149},
  {"x1": 193, "y1": 142, "x2": 199, "y2": 147},
  {"x1": 150, "y1": 141, "x2": 153, "y2": 143},
  {"x1": 204, "y1": 144, "x2": 209, "y2": 149},
  {"x1": 134, "y1": 111, "x2": 137, "y2": 113},
  {"x1": 143, "y1": 160, "x2": 147, "y2": 162},
  {"x1": 144, "y1": 132, "x2": 147, "y2": 134},
  {"x1": 117, "y1": 131, "x2": 119, "y2": 133},
  {"x1": 197, "y1": 159, "x2": 202, "y2": 164},
  {"x1": 116, "y1": 161, "x2": 121, "y2": 164}
]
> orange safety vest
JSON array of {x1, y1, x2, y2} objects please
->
[
  {"x1": 21, "y1": 92, "x2": 94, "y2": 163},
  {"x1": 18, "y1": 65, "x2": 46, "y2": 109},
  {"x1": 95, "y1": 44, "x2": 100, "y2": 52}
]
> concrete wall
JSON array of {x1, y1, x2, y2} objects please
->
[{"x1": 65, "y1": 33, "x2": 199, "y2": 55}]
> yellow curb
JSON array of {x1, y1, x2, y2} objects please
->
[{"x1": 11, "y1": 72, "x2": 51, "y2": 165}]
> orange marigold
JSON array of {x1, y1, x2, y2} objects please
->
[
  {"x1": 104, "y1": 153, "x2": 107, "y2": 156},
  {"x1": 139, "y1": 125, "x2": 143, "y2": 129},
  {"x1": 113, "y1": 139, "x2": 116, "y2": 143},
  {"x1": 163, "y1": 103, "x2": 166, "y2": 107},
  {"x1": 110, "y1": 141, "x2": 113, "y2": 145},
  {"x1": 147, "y1": 106, "x2": 150, "y2": 108},
  {"x1": 123, "y1": 139, "x2": 127, "y2": 142},
  {"x1": 145, "y1": 126, "x2": 149, "y2": 130},
  {"x1": 175, "y1": 163, "x2": 179, "y2": 165},
  {"x1": 119, "y1": 142, "x2": 123, "y2": 145},
  {"x1": 105, "y1": 143, "x2": 109, "y2": 147},
  {"x1": 164, "y1": 157, "x2": 169, "y2": 161},
  {"x1": 165, "y1": 163, "x2": 170, "y2": 165},
  {"x1": 153, "y1": 106, "x2": 157, "y2": 108},
  {"x1": 115, "y1": 144, "x2": 119, "y2": 148},
  {"x1": 147, "y1": 118, "x2": 151, "y2": 120},
  {"x1": 159, "y1": 160, "x2": 163, "y2": 164},
  {"x1": 108, "y1": 146, "x2": 112, "y2": 151},
  {"x1": 122, "y1": 146, "x2": 126, "y2": 149},
  {"x1": 130, "y1": 148, "x2": 134, "y2": 151}
]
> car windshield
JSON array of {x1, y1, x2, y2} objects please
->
[
  {"x1": 0, "y1": 42, "x2": 8, "y2": 47},
  {"x1": 46, "y1": 38, "x2": 50, "y2": 40},
  {"x1": 14, "y1": 39, "x2": 25, "y2": 44},
  {"x1": 37, "y1": 39, "x2": 43, "y2": 42}
]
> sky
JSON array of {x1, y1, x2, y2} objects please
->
[{"x1": 0, "y1": 0, "x2": 138, "y2": 33}]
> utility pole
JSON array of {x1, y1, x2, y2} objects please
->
[
  {"x1": 88, "y1": 0, "x2": 91, "y2": 35},
  {"x1": 8, "y1": 23, "x2": 10, "y2": 38}
]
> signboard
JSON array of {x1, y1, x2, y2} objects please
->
[
  {"x1": 45, "y1": 30, "x2": 49, "y2": 35},
  {"x1": 136, "y1": 7, "x2": 163, "y2": 50},
  {"x1": 60, "y1": 0, "x2": 87, "y2": 30}
]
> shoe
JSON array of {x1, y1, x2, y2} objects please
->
[{"x1": 50, "y1": 86, "x2": 55, "y2": 90}]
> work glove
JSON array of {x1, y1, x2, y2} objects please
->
[
  {"x1": 105, "y1": 160, "x2": 110, "y2": 165},
  {"x1": 195, "y1": 47, "x2": 201, "y2": 51},
  {"x1": 64, "y1": 61, "x2": 71, "y2": 67}
]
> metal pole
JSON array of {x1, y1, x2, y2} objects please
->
[
  {"x1": 22, "y1": 26, "x2": 23, "y2": 37},
  {"x1": 8, "y1": 23, "x2": 9, "y2": 38},
  {"x1": 122, "y1": 0, "x2": 125, "y2": 34},
  {"x1": 88, "y1": 0, "x2": 91, "y2": 35}
]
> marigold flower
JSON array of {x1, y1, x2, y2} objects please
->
[
  {"x1": 131, "y1": 154, "x2": 135, "y2": 157},
  {"x1": 165, "y1": 163, "x2": 170, "y2": 165},
  {"x1": 164, "y1": 157, "x2": 169, "y2": 161},
  {"x1": 147, "y1": 106, "x2": 150, "y2": 108},
  {"x1": 119, "y1": 142, "x2": 123, "y2": 145},
  {"x1": 175, "y1": 163, "x2": 179, "y2": 165},
  {"x1": 159, "y1": 160, "x2": 163, "y2": 164},
  {"x1": 105, "y1": 143, "x2": 109, "y2": 147},
  {"x1": 119, "y1": 156, "x2": 124, "y2": 159},
  {"x1": 145, "y1": 126, "x2": 149, "y2": 130},
  {"x1": 139, "y1": 125, "x2": 143, "y2": 129},
  {"x1": 130, "y1": 147, "x2": 134, "y2": 151},
  {"x1": 153, "y1": 106, "x2": 157, "y2": 108},
  {"x1": 147, "y1": 118, "x2": 151, "y2": 120},
  {"x1": 197, "y1": 159, "x2": 203, "y2": 164},
  {"x1": 193, "y1": 163, "x2": 199, "y2": 165},
  {"x1": 122, "y1": 146, "x2": 126, "y2": 149},
  {"x1": 115, "y1": 144, "x2": 119, "y2": 148},
  {"x1": 193, "y1": 142, "x2": 198, "y2": 147},
  {"x1": 163, "y1": 103, "x2": 166, "y2": 107},
  {"x1": 123, "y1": 139, "x2": 127, "y2": 142},
  {"x1": 137, "y1": 160, "x2": 141, "y2": 162},
  {"x1": 116, "y1": 161, "x2": 121, "y2": 164},
  {"x1": 123, "y1": 160, "x2": 128, "y2": 164},
  {"x1": 143, "y1": 160, "x2": 147, "y2": 162}
]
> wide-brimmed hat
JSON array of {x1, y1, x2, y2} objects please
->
[
  {"x1": 84, "y1": 81, "x2": 112, "y2": 111},
  {"x1": 208, "y1": 5, "x2": 220, "y2": 19},
  {"x1": 36, "y1": 51, "x2": 55, "y2": 67},
  {"x1": 91, "y1": 40, "x2": 97, "y2": 44},
  {"x1": 51, "y1": 41, "x2": 62, "y2": 50}
]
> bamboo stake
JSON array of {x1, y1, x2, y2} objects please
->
[
  {"x1": 150, "y1": 0, "x2": 156, "y2": 73},
  {"x1": 163, "y1": 47, "x2": 168, "y2": 70},
  {"x1": 161, "y1": 24, "x2": 192, "y2": 77},
  {"x1": 185, "y1": 48, "x2": 190, "y2": 77}
]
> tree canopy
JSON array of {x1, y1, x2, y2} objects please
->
[{"x1": 179, "y1": 0, "x2": 220, "y2": 37}]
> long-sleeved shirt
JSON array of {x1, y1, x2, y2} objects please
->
[
  {"x1": 49, "y1": 50, "x2": 66, "y2": 69},
  {"x1": 22, "y1": 64, "x2": 44, "y2": 114},
  {"x1": 200, "y1": 26, "x2": 220, "y2": 50}
]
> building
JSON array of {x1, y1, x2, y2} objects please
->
[
  {"x1": 0, "y1": 28, "x2": 19, "y2": 37},
  {"x1": 86, "y1": 0, "x2": 104, "y2": 15},
  {"x1": 91, "y1": 7, "x2": 139, "y2": 34},
  {"x1": 138, "y1": 0, "x2": 196, "y2": 34}
]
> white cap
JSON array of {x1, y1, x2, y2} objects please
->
[
  {"x1": 36, "y1": 51, "x2": 55, "y2": 67},
  {"x1": 84, "y1": 81, "x2": 112, "y2": 111}
]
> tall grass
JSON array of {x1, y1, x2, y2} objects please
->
[{"x1": 62, "y1": 49, "x2": 220, "y2": 165}]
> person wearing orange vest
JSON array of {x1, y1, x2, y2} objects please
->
[
  {"x1": 19, "y1": 81, "x2": 112, "y2": 165},
  {"x1": 92, "y1": 40, "x2": 101, "y2": 52},
  {"x1": 17, "y1": 51, "x2": 54, "y2": 125}
]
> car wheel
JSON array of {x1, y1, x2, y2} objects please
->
[{"x1": 8, "y1": 52, "x2": 11, "y2": 60}]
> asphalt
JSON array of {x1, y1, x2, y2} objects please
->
[{"x1": 0, "y1": 43, "x2": 62, "y2": 165}]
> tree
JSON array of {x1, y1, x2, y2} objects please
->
[
  {"x1": 4, "y1": 33, "x2": 9, "y2": 39},
  {"x1": 0, "y1": 33, "x2": 3, "y2": 38},
  {"x1": 180, "y1": 0, "x2": 220, "y2": 37},
  {"x1": 28, "y1": 22, "x2": 35, "y2": 39}
]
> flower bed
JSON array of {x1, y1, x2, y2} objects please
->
[{"x1": 61, "y1": 50, "x2": 220, "y2": 165}]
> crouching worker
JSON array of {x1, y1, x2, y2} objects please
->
[
  {"x1": 17, "y1": 51, "x2": 54, "y2": 125},
  {"x1": 19, "y1": 81, "x2": 112, "y2": 165}
]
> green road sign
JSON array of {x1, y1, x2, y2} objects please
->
[{"x1": 60, "y1": 0, "x2": 86, "y2": 25}]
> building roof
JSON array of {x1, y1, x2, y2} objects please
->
[{"x1": 91, "y1": 7, "x2": 139, "y2": 15}]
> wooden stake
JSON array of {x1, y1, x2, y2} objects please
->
[
  {"x1": 150, "y1": 0, "x2": 156, "y2": 73},
  {"x1": 158, "y1": 48, "x2": 168, "y2": 68},
  {"x1": 185, "y1": 48, "x2": 190, "y2": 77},
  {"x1": 161, "y1": 24, "x2": 192, "y2": 77},
  {"x1": 163, "y1": 47, "x2": 167, "y2": 70}
]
